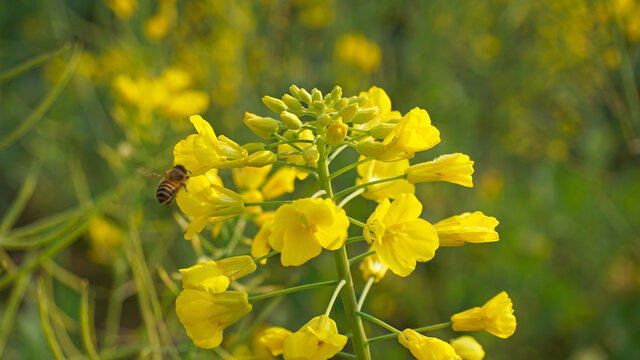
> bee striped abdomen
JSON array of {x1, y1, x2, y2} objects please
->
[{"x1": 156, "y1": 180, "x2": 178, "y2": 204}]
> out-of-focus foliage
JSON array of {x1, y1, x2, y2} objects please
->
[{"x1": 0, "y1": 0, "x2": 639, "y2": 359}]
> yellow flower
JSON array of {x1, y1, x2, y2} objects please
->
[
  {"x1": 379, "y1": 108, "x2": 441, "y2": 161},
  {"x1": 268, "y1": 198, "x2": 349, "y2": 266},
  {"x1": 359, "y1": 251, "x2": 389, "y2": 283},
  {"x1": 87, "y1": 216, "x2": 123, "y2": 265},
  {"x1": 327, "y1": 118, "x2": 348, "y2": 146},
  {"x1": 176, "y1": 171, "x2": 245, "y2": 240},
  {"x1": 107, "y1": 0, "x2": 137, "y2": 19},
  {"x1": 398, "y1": 329, "x2": 461, "y2": 360},
  {"x1": 356, "y1": 156, "x2": 415, "y2": 202},
  {"x1": 160, "y1": 90, "x2": 210, "y2": 119},
  {"x1": 283, "y1": 315, "x2": 348, "y2": 360},
  {"x1": 450, "y1": 336, "x2": 485, "y2": 360},
  {"x1": 406, "y1": 153, "x2": 474, "y2": 187},
  {"x1": 363, "y1": 194, "x2": 439, "y2": 276},
  {"x1": 233, "y1": 164, "x2": 273, "y2": 191},
  {"x1": 176, "y1": 289, "x2": 251, "y2": 349},
  {"x1": 173, "y1": 115, "x2": 248, "y2": 175},
  {"x1": 334, "y1": 33, "x2": 381, "y2": 73},
  {"x1": 179, "y1": 256, "x2": 256, "y2": 294},
  {"x1": 251, "y1": 212, "x2": 275, "y2": 264},
  {"x1": 451, "y1": 291, "x2": 517, "y2": 339},
  {"x1": 260, "y1": 327, "x2": 293, "y2": 356},
  {"x1": 261, "y1": 167, "x2": 297, "y2": 200},
  {"x1": 355, "y1": 86, "x2": 402, "y2": 130},
  {"x1": 434, "y1": 212, "x2": 499, "y2": 247}
]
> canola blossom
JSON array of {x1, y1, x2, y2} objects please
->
[
  {"x1": 450, "y1": 336, "x2": 485, "y2": 360},
  {"x1": 162, "y1": 85, "x2": 514, "y2": 358}
]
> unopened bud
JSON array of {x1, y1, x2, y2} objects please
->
[
  {"x1": 302, "y1": 145, "x2": 319, "y2": 164},
  {"x1": 355, "y1": 139, "x2": 386, "y2": 157},
  {"x1": 311, "y1": 100, "x2": 325, "y2": 112},
  {"x1": 283, "y1": 129, "x2": 297, "y2": 140},
  {"x1": 350, "y1": 95, "x2": 369, "y2": 107},
  {"x1": 317, "y1": 113, "x2": 332, "y2": 126},
  {"x1": 370, "y1": 123, "x2": 396, "y2": 139},
  {"x1": 289, "y1": 84, "x2": 301, "y2": 98},
  {"x1": 243, "y1": 112, "x2": 280, "y2": 140},
  {"x1": 311, "y1": 88, "x2": 323, "y2": 102},
  {"x1": 282, "y1": 94, "x2": 303, "y2": 111},
  {"x1": 330, "y1": 86, "x2": 342, "y2": 103},
  {"x1": 336, "y1": 103, "x2": 359, "y2": 123},
  {"x1": 333, "y1": 98, "x2": 349, "y2": 111},
  {"x1": 243, "y1": 150, "x2": 277, "y2": 167},
  {"x1": 280, "y1": 111, "x2": 302, "y2": 130},
  {"x1": 262, "y1": 96, "x2": 288, "y2": 114},
  {"x1": 242, "y1": 142, "x2": 266, "y2": 154},
  {"x1": 298, "y1": 88, "x2": 312, "y2": 104},
  {"x1": 352, "y1": 106, "x2": 380, "y2": 124},
  {"x1": 327, "y1": 118, "x2": 348, "y2": 146}
]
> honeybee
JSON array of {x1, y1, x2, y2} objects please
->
[{"x1": 156, "y1": 165, "x2": 189, "y2": 207}]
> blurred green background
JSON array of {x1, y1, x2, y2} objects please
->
[{"x1": 1, "y1": 0, "x2": 639, "y2": 359}]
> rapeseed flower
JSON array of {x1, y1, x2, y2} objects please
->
[
  {"x1": 268, "y1": 198, "x2": 349, "y2": 266},
  {"x1": 251, "y1": 212, "x2": 275, "y2": 264},
  {"x1": 356, "y1": 156, "x2": 414, "y2": 202},
  {"x1": 406, "y1": 153, "x2": 474, "y2": 187},
  {"x1": 282, "y1": 315, "x2": 347, "y2": 360},
  {"x1": 359, "y1": 252, "x2": 389, "y2": 283},
  {"x1": 364, "y1": 194, "x2": 439, "y2": 276},
  {"x1": 434, "y1": 212, "x2": 499, "y2": 246},
  {"x1": 379, "y1": 108, "x2": 441, "y2": 161},
  {"x1": 450, "y1": 336, "x2": 485, "y2": 360},
  {"x1": 355, "y1": 86, "x2": 401, "y2": 131},
  {"x1": 334, "y1": 33, "x2": 381, "y2": 73},
  {"x1": 261, "y1": 167, "x2": 297, "y2": 200},
  {"x1": 179, "y1": 256, "x2": 256, "y2": 294},
  {"x1": 260, "y1": 327, "x2": 293, "y2": 356},
  {"x1": 451, "y1": 291, "x2": 516, "y2": 338},
  {"x1": 398, "y1": 329, "x2": 461, "y2": 360}
]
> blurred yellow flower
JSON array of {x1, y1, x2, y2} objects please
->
[
  {"x1": 356, "y1": 156, "x2": 415, "y2": 202},
  {"x1": 451, "y1": 291, "x2": 516, "y2": 339},
  {"x1": 379, "y1": 108, "x2": 441, "y2": 161},
  {"x1": 450, "y1": 336, "x2": 485, "y2": 360},
  {"x1": 334, "y1": 33, "x2": 381, "y2": 73},
  {"x1": 398, "y1": 329, "x2": 461, "y2": 360},
  {"x1": 251, "y1": 212, "x2": 275, "y2": 264},
  {"x1": 87, "y1": 216, "x2": 123, "y2": 265},
  {"x1": 282, "y1": 315, "x2": 347, "y2": 360},
  {"x1": 268, "y1": 198, "x2": 349, "y2": 266},
  {"x1": 434, "y1": 212, "x2": 499, "y2": 247},
  {"x1": 363, "y1": 194, "x2": 439, "y2": 276},
  {"x1": 144, "y1": 14, "x2": 170, "y2": 40},
  {"x1": 406, "y1": 153, "x2": 474, "y2": 187},
  {"x1": 176, "y1": 289, "x2": 251, "y2": 349},
  {"x1": 179, "y1": 256, "x2": 256, "y2": 294},
  {"x1": 359, "y1": 251, "x2": 389, "y2": 283},
  {"x1": 260, "y1": 326, "x2": 293, "y2": 357},
  {"x1": 261, "y1": 167, "x2": 297, "y2": 200},
  {"x1": 233, "y1": 165, "x2": 273, "y2": 191},
  {"x1": 107, "y1": 0, "x2": 137, "y2": 19},
  {"x1": 160, "y1": 90, "x2": 210, "y2": 119},
  {"x1": 173, "y1": 115, "x2": 248, "y2": 175}
]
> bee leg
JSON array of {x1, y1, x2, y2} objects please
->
[{"x1": 180, "y1": 183, "x2": 188, "y2": 192}]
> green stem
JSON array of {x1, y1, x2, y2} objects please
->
[
  {"x1": 248, "y1": 280, "x2": 338, "y2": 303},
  {"x1": 274, "y1": 160, "x2": 317, "y2": 172},
  {"x1": 79, "y1": 281, "x2": 99, "y2": 360},
  {"x1": 37, "y1": 277, "x2": 65, "y2": 360},
  {"x1": 356, "y1": 312, "x2": 401, "y2": 334},
  {"x1": 273, "y1": 133, "x2": 303, "y2": 151},
  {"x1": 317, "y1": 139, "x2": 371, "y2": 360},
  {"x1": 345, "y1": 236, "x2": 365, "y2": 245},
  {"x1": 244, "y1": 200, "x2": 292, "y2": 207},
  {"x1": 347, "y1": 216, "x2": 366, "y2": 228},
  {"x1": 336, "y1": 352, "x2": 357, "y2": 359},
  {"x1": 0, "y1": 272, "x2": 30, "y2": 357},
  {"x1": 325, "y1": 280, "x2": 346, "y2": 316},
  {"x1": 0, "y1": 43, "x2": 70, "y2": 84},
  {"x1": 357, "y1": 277, "x2": 375, "y2": 311},
  {"x1": 367, "y1": 322, "x2": 452, "y2": 344},
  {"x1": 349, "y1": 250, "x2": 375, "y2": 265},
  {"x1": 333, "y1": 175, "x2": 406, "y2": 200},
  {"x1": 265, "y1": 139, "x2": 313, "y2": 149},
  {"x1": 253, "y1": 250, "x2": 279, "y2": 264},
  {"x1": 328, "y1": 145, "x2": 348, "y2": 163},
  {"x1": 329, "y1": 157, "x2": 373, "y2": 180}
]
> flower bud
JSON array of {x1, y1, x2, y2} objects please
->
[
  {"x1": 370, "y1": 123, "x2": 396, "y2": 139},
  {"x1": 289, "y1": 84, "x2": 301, "y2": 98},
  {"x1": 335, "y1": 103, "x2": 359, "y2": 123},
  {"x1": 355, "y1": 139, "x2": 386, "y2": 157},
  {"x1": 298, "y1": 88, "x2": 312, "y2": 104},
  {"x1": 329, "y1": 85, "x2": 342, "y2": 104},
  {"x1": 262, "y1": 96, "x2": 288, "y2": 114},
  {"x1": 311, "y1": 100, "x2": 325, "y2": 112},
  {"x1": 350, "y1": 95, "x2": 369, "y2": 107},
  {"x1": 243, "y1": 112, "x2": 280, "y2": 140},
  {"x1": 359, "y1": 252, "x2": 388, "y2": 283},
  {"x1": 327, "y1": 118, "x2": 348, "y2": 146},
  {"x1": 243, "y1": 150, "x2": 277, "y2": 167},
  {"x1": 282, "y1": 94, "x2": 303, "y2": 111},
  {"x1": 280, "y1": 111, "x2": 303, "y2": 130},
  {"x1": 242, "y1": 142, "x2": 266, "y2": 154},
  {"x1": 317, "y1": 113, "x2": 332, "y2": 126},
  {"x1": 352, "y1": 106, "x2": 380, "y2": 124},
  {"x1": 301, "y1": 145, "x2": 319, "y2": 164},
  {"x1": 450, "y1": 336, "x2": 485, "y2": 360},
  {"x1": 283, "y1": 129, "x2": 297, "y2": 140},
  {"x1": 311, "y1": 88, "x2": 323, "y2": 102},
  {"x1": 333, "y1": 97, "x2": 348, "y2": 110}
]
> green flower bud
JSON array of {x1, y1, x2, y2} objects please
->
[
  {"x1": 299, "y1": 88, "x2": 312, "y2": 104},
  {"x1": 282, "y1": 94, "x2": 303, "y2": 111},
  {"x1": 352, "y1": 106, "x2": 380, "y2": 124},
  {"x1": 243, "y1": 142, "x2": 266, "y2": 154},
  {"x1": 333, "y1": 97, "x2": 349, "y2": 111},
  {"x1": 317, "y1": 114, "x2": 332, "y2": 126},
  {"x1": 311, "y1": 88, "x2": 323, "y2": 102},
  {"x1": 301, "y1": 145, "x2": 319, "y2": 164},
  {"x1": 349, "y1": 95, "x2": 369, "y2": 107},
  {"x1": 243, "y1": 150, "x2": 277, "y2": 167},
  {"x1": 327, "y1": 117, "x2": 348, "y2": 146},
  {"x1": 262, "y1": 96, "x2": 288, "y2": 114},
  {"x1": 290, "y1": 84, "x2": 302, "y2": 98},
  {"x1": 336, "y1": 103, "x2": 359, "y2": 123},
  {"x1": 330, "y1": 86, "x2": 342, "y2": 104},
  {"x1": 280, "y1": 111, "x2": 303, "y2": 130},
  {"x1": 370, "y1": 123, "x2": 396, "y2": 139},
  {"x1": 243, "y1": 112, "x2": 280, "y2": 140},
  {"x1": 311, "y1": 100, "x2": 325, "y2": 112},
  {"x1": 283, "y1": 129, "x2": 297, "y2": 140},
  {"x1": 355, "y1": 139, "x2": 386, "y2": 157}
]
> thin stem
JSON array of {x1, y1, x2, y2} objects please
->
[
  {"x1": 349, "y1": 250, "x2": 375, "y2": 265},
  {"x1": 349, "y1": 133, "x2": 371, "y2": 142},
  {"x1": 274, "y1": 160, "x2": 317, "y2": 172},
  {"x1": 367, "y1": 322, "x2": 452, "y2": 344},
  {"x1": 338, "y1": 188, "x2": 364, "y2": 208},
  {"x1": 273, "y1": 133, "x2": 303, "y2": 151},
  {"x1": 264, "y1": 139, "x2": 313, "y2": 149},
  {"x1": 347, "y1": 216, "x2": 366, "y2": 228},
  {"x1": 244, "y1": 200, "x2": 292, "y2": 207},
  {"x1": 357, "y1": 276, "x2": 375, "y2": 311},
  {"x1": 0, "y1": 272, "x2": 30, "y2": 357},
  {"x1": 345, "y1": 236, "x2": 365, "y2": 245},
  {"x1": 276, "y1": 151, "x2": 302, "y2": 157},
  {"x1": 356, "y1": 312, "x2": 401, "y2": 334},
  {"x1": 79, "y1": 281, "x2": 99, "y2": 360},
  {"x1": 336, "y1": 352, "x2": 357, "y2": 359},
  {"x1": 253, "y1": 250, "x2": 279, "y2": 264},
  {"x1": 333, "y1": 175, "x2": 406, "y2": 200},
  {"x1": 37, "y1": 277, "x2": 65, "y2": 360},
  {"x1": 310, "y1": 190, "x2": 326, "y2": 199},
  {"x1": 0, "y1": 43, "x2": 70, "y2": 84},
  {"x1": 330, "y1": 157, "x2": 373, "y2": 180},
  {"x1": 328, "y1": 145, "x2": 348, "y2": 163},
  {"x1": 324, "y1": 280, "x2": 346, "y2": 316},
  {"x1": 248, "y1": 280, "x2": 338, "y2": 303}
]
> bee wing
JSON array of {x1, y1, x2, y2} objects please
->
[{"x1": 138, "y1": 167, "x2": 164, "y2": 179}]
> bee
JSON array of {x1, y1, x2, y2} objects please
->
[{"x1": 156, "y1": 165, "x2": 189, "y2": 207}]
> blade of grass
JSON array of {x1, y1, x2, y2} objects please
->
[
  {"x1": 37, "y1": 277, "x2": 65, "y2": 360},
  {"x1": 0, "y1": 165, "x2": 39, "y2": 234},
  {"x1": 80, "y1": 280, "x2": 100, "y2": 360},
  {"x1": 0, "y1": 272, "x2": 30, "y2": 357},
  {"x1": 0, "y1": 43, "x2": 70, "y2": 83}
]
